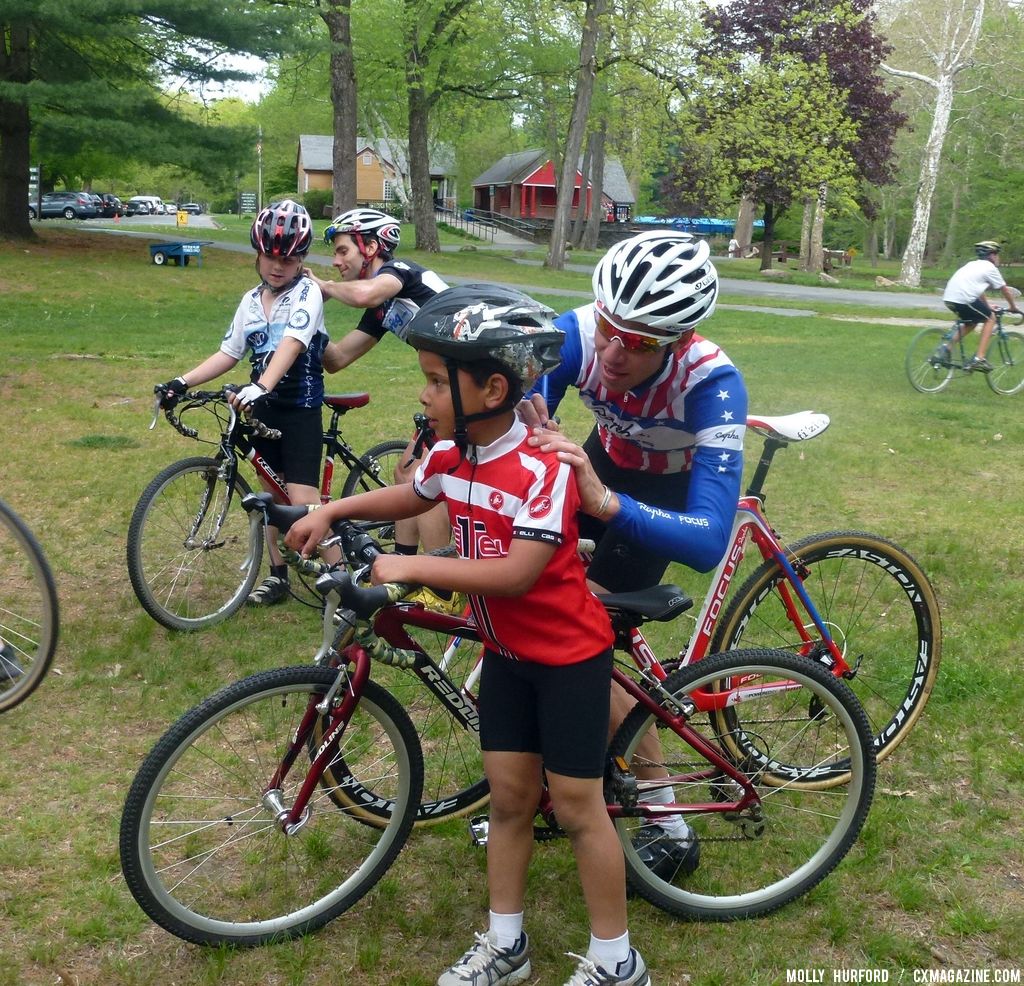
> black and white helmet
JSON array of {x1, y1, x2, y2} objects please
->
[
  {"x1": 407, "y1": 284, "x2": 564, "y2": 393},
  {"x1": 975, "y1": 240, "x2": 1001, "y2": 259},
  {"x1": 323, "y1": 208, "x2": 401, "y2": 253},
  {"x1": 593, "y1": 230, "x2": 718, "y2": 333}
]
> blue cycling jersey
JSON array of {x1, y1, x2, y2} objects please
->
[{"x1": 528, "y1": 304, "x2": 747, "y2": 572}]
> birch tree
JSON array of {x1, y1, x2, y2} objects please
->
[{"x1": 880, "y1": 0, "x2": 985, "y2": 286}]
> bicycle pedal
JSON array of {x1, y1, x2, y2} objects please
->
[{"x1": 468, "y1": 814, "x2": 490, "y2": 846}]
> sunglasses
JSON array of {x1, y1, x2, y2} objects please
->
[{"x1": 596, "y1": 311, "x2": 677, "y2": 352}]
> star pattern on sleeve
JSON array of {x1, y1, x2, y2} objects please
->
[
  {"x1": 722, "y1": 410, "x2": 734, "y2": 422},
  {"x1": 717, "y1": 390, "x2": 730, "y2": 400}
]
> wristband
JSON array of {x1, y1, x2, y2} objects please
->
[{"x1": 595, "y1": 485, "x2": 613, "y2": 517}]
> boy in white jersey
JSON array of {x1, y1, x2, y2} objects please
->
[
  {"x1": 940, "y1": 240, "x2": 1021, "y2": 372},
  {"x1": 155, "y1": 200, "x2": 328, "y2": 606},
  {"x1": 285, "y1": 284, "x2": 652, "y2": 986}
]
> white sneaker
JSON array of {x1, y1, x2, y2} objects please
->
[
  {"x1": 564, "y1": 948, "x2": 651, "y2": 985},
  {"x1": 437, "y1": 931, "x2": 531, "y2": 986}
]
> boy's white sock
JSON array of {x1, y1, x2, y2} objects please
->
[
  {"x1": 642, "y1": 784, "x2": 693, "y2": 840},
  {"x1": 587, "y1": 930, "x2": 631, "y2": 970},
  {"x1": 488, "y1": 910, "x2": 524, "y2": 950}
]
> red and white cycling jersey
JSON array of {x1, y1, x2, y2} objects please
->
[{"x1": 414, "y1": 419, "x2": 614, "y2": 666}]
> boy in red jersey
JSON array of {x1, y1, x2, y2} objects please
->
[{"x1": 285, "y1": 284, "x2": 652, "y2": 986}]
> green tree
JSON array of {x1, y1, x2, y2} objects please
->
[{"x1": 0, "y1": 0, "x2": 302, "y2": 240}]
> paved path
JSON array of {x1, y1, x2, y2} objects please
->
[{"x1": 80, "y1": 222, "x2": 948, "y2": 321}]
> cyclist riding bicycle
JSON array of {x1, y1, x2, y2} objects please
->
[
  {"x1": 307, "y1": 207, "x2": 451, "y2": 558},
  {"x1": 285, "y1": 284, "x2": 652, "y2": 986},
  {"x1": 940, "y1": 240, "x2": 1022, "y2": 372},
  {"x1": 521, "y1": 230, "x2": 748, "y2": 881},
  {"x1": 155, "y1": 199, "x2": 329, "y2": 607}
]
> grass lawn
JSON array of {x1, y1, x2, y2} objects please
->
[{"x1": 0, "y1": 229, "x2": 1022, "y2": 986}]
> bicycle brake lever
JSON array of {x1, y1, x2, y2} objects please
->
[{"x1": 149, "y1": 395, "x2": 163, "y2": 430}]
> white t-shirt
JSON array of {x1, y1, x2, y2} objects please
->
[{"x1": 943, "y1": 259, "x2": 1005, "y2": 304}]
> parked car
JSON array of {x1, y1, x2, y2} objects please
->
[
  {"x1": 178, "y1": 202, "x2": 203, "y2": 215},
  {"x1": 125, "y1": 197, "x2": 152, "y2": 217},
  {"x1": 29, "y1": 192, "x2": 100, "y2": 220},
  {"x1": 128, "y1": 195, "x2": 166, "y2": 216},
  {"x1": 95, "y1": 193, "x2": 123, "y2": 218}
]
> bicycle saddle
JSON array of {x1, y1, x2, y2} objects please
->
[
  {"x1": 747, "y1": 411, "x2": 830, "y2": 443},
  {"x1": 597, "y1": 584, "x2": 693, "y2": 624}
]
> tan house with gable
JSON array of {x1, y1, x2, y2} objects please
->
[{"x1": 296, "y1": 135, "x2": 456, "y2": 210}]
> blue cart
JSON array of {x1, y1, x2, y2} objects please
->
[{"x1": 148, "y1": 241, "x2": 212, "y2": 267}]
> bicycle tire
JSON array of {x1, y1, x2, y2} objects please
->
[
  {"x1": 126, "y1": 457, "x2": 263, "y2": 631},
  {"x1": 0, "y1": 498, "x2": 59, "y2": 712},
  {"x1": 339, "y1": 439, "x2": 405, "y2": 543},
  {"x1": 905, "y1": 326, "x2": 954, "y2": 393},
  {"x1": 314, "y1": 622, "x2": 490, "y2": 826},
  {"x1": 986, "y1": 328, "x2": 1024, "y2": 395},
  {"x1": 710, "y1": 530, "x2": 940, "y2": 772},
  {"x1": 119, "y1": 666, "x2": 423, "y2": 946},
  {"x1": 609, "y1": 648, "x2": 876, "y2": 920}
]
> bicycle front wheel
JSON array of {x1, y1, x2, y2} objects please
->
[
  {"x1": 119, "y1": 667, "x2": 423, "y2": 946},
  {"x1": 315, "y1": 621, "x2": 489, "y2": 826},
  {"x1": 126, "y1": 457, "x2": 263, "y2": 631},
  {"x1": 905, "y1": 326, "x2": 954, "y2": 393},
  {"x1": 0, "y1": 498, "x2": 59, "y2": 712},
  {"x1": 341, "y1": 440, "x2": 408, "y2": 550},
  {"x1": 986, "y1": 329, "x2": 1024, "y2": 395},
  {"x1": 609, "y1": 648, "x2": 875, "y2": 921},
  {"x1": 711, "y1": 531, "x2": 941, "y2": 768}
]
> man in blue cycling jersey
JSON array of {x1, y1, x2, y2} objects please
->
[{"x1": 522, "y1": 230, "x2": 748, "y2": 880}]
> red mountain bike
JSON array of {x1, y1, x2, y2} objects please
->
[{"x1": 119, "y1": 506, "x2": 876, "y2": 946}]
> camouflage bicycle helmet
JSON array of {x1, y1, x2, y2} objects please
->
[
  {"x1": 250, "y1": 200, "x2": 313, "y2": 258},
  {"x1": 975, "y1": 240, "x2": 1001, "y2": 259},
  {"x1": 406, "y1": 284, "x2": 564, "y2": 449},
  {"x1": 594, "y1": 230, "x2": 718, "y2": 334},
  {"x1": 323, "y1": 208, "x2": 402, "y2": 253},
  {"x1": 407, "y1": 283, "x2": 564, "y2": 393}
]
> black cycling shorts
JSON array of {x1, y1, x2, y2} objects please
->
[
  {"x1": 478, "y1": 646, "x2": 613, "y2": 779},
  {"x1": 251, "y1": 403, "x2": 323, "y2": 490},
  {"x1": 945, "y1": 299, "x2": 992, "y2": 324},
  {"x1": 579, "y1": 428, "x2": 689, "y2": 593}
]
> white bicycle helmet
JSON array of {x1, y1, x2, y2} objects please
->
[
  {"x1": 593, "y1": 230, "x2": 718, "y2": 333},
  {"x1": 323, "y1": 208, "x2": 401, "y2": 253}
]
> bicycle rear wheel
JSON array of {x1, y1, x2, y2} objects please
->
[
  {"x1": 126, "y1": 457, "x2": 263, "y2": 631},
  {"x1": 315, "y1": 619, "x2": 489, "y2": 826},
  {"x1": 119, "y1": 667, "x2": 422, "y2": 946},
  {"x1": 0, "y1": 498, "x2": 59, "y2": 712},
  {"x1": 711, "y1": 530, "x2": 941, "y2": 770},
  {"x1": 905, "y1": 326, "x2": 954, "y2": 393},
  {"x1": 986, "y1": 329, "x2": 1024, "y2": 395},
  {"x1": 609, "y1": 648, "x2": 875, "y2": 920},
  {"x1": 341, "y1": 440, "x2": 408, "y2": 549}
]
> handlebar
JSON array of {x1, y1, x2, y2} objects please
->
[
  {"x1": 149, "y1": 386, "x2": 282, "y2": 441},
  {"x1": 239, "y1": 491, "x2": 454, "y2": 618},
  {"x1": 405, "y1": 412, "x2": 436, "y2": 468}
]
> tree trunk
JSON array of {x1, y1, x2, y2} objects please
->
[
  {"x1": 571, "y1": 135, "x2": 594, "y2": 248},
  {"x1": 321, "y1": 1, "x2": 357, "y2": 215},
  {"x1": 799, "y1": 196, "x2": 814, "y2": 271},
  {"x1": 0, "y1": 24, "x2": 35, "y2": 241},
  {"x1": 897, "y1": 73, "x2": 956, "y2": 287},
  {"x1": 406, "y1": 80, "x2": 439, "y2": 251},
  {"x1": 735, "y1": 195, "x2": 756, "y2": 254},
  {"x1": 866, "y1": 220, "x2": 878, "y2": 267},
  {"x1": 546, "y1": 0, "x2": 604, "y2": 270},
  {"x1": 583, "y1": 123, "x2": 606, "y2": 250},
  {"x1": 940, "y1": 180, "x2": 962, "y2": 266},
  {"x1": 758, "y1": 201, "x2": 777, "y2": 271},
  {"x1": 808, "y1": 183, "x2": 827, "y2": 273}
]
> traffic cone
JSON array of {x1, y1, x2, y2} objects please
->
[{"x1": 114, "y1": 212, "x2": 120, "y2": 223}]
